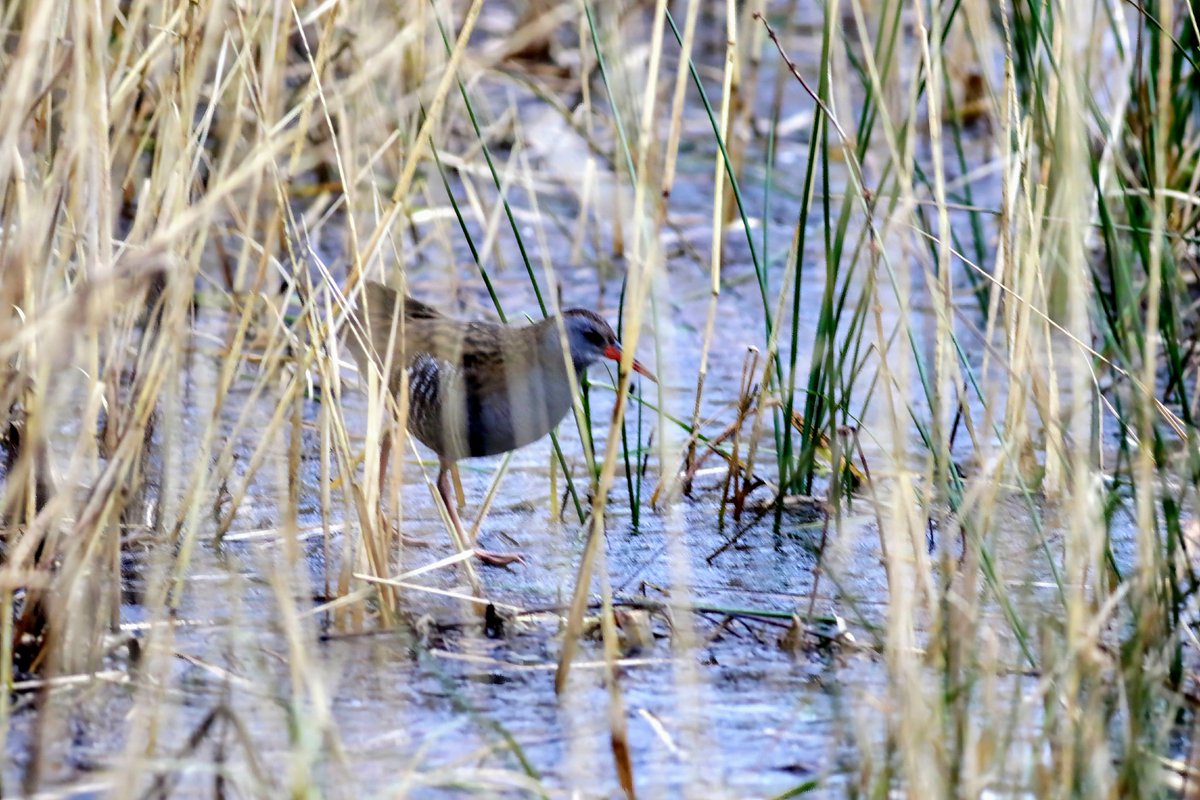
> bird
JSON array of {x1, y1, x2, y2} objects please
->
[{"x1": 345, "y1": 279, "x2": 654, "y2": 565}]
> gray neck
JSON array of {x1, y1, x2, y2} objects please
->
[
  {"x1": 508, "y1": 321, "x2": 578, "y2": 448},
  {"x1": 538, "y1": 320, "x2": 592, "y2": 378}
]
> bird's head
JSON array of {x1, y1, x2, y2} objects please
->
[{"x1": 561, "y1": 309, "x2": 655, "y2": 381}]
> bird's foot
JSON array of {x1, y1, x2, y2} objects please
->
[
  {"x1": 473, "y1": 548, "x2": 526, "y2": 567},
  {"x1": 384, "y1": 521, "x2": 431, "y2": 548},
  {"x1": 400, "y1": 535, "x2": 431, "y2": 547}
]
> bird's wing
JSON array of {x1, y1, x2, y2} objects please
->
[
  {"x1": 361, "y1": 279, "x2": 446, "y2": 323},
  {"x1": 349, "y1": 280, "x2": 515, "y2": 376},
  {"x1": 398, "y1": 294, "x2": 443, "y2": 321}
]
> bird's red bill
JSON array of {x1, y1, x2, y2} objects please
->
[{"x1": 603, "y1": 345, "x2": 657, "y2": 382}]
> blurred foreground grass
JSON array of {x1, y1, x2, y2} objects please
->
[{"x1": 1, "y1": 0, "x2": 1199, "y2": 796}]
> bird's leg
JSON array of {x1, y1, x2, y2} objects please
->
[
  {"x1": 435, "y1": 461, "x2": 464, "y2": 542},
  {"x1": 370, "y1": 428, "x2": 392, "y2": 535},
  {"x1": 378, "y1": 429, "x2": 392, "y2": 494},
  {"x1": 451, "y1": 462, "x2": 466, "y2": 509},
  {"x1": 436, "y1": 459, "x2": 524, "y2": 568}
]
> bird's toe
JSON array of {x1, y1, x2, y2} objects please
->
[{"x1": 473, "y1": 548, "x2": 526, "y2": 567}]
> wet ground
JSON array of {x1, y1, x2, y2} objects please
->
[{"x1": 6, "y1": 298, "x2": 887, "y2": 799}]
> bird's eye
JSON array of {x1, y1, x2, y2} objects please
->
[{"x1": 584, "y1": 329, "x2": 605, "y2": 346}]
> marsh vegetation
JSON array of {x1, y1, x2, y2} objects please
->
[{"x1": 2, "y1": 0, "x2": 1200, "y2": 796}]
